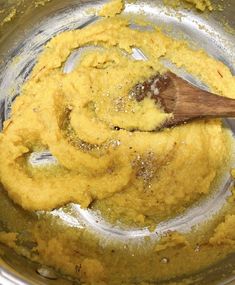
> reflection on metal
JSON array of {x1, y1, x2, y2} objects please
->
[
  {"x1": 28, "y1": 151, "x2": 58, "y2": 167},
  {"x1": 49, "y1": 174, "x2": 234, "y2": 243},
  {"x1": 36, "y1": 266, "x2": 58, "y2": 280}
]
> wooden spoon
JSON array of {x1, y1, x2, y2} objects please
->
[{"x1": 131, "y1": 71, "x2": 235, "y2": 128}]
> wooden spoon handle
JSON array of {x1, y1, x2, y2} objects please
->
[
  {"x1": 162, "y1": 73, "x2": 235, "y2": 127},
  {"x1": 130, "y1": 71, "x2": 235, "y2": 129},
  {"x1": 175, "y1": 88, "x2": 235, "y2": 118}
]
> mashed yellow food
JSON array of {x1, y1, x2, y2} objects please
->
[
  {"x1": 99, "y1": 0, "x2": 125, "y2": 17},
  {"x1": 164, "y1": 0, "x2": 213, "y2": 11},
  {"x1": 0, "y1": 0, "x2": 235, "y2": 284},
  {"x1": 0, "y1": 10, "x2": 234, "y2": 224}
]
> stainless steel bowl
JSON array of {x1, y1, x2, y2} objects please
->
[{"x1": 0, "y1": 0, "x2": 235, "y2": 284}]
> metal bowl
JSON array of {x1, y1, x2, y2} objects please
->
[{"x1": 0, "y1": 0, "x2": 235, "y2": 284}]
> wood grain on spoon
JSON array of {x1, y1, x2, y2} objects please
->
[{"x1": 132, "y1": 71, "x2": 235, "y2": 128}]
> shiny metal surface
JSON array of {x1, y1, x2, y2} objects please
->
[{"x1": 0, "y1": 0, "x2": 235, "y2": 284}]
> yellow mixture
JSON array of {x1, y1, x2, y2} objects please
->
[
  {"x1": 0, "y1": 4, "x2": 233, "y2": 223},
  {"x1": 163, "y1": 0, "x2": 213, "y2": 11},
  {"x1": 0, "y1": 0, "x2": 235, "y2": 284}
]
